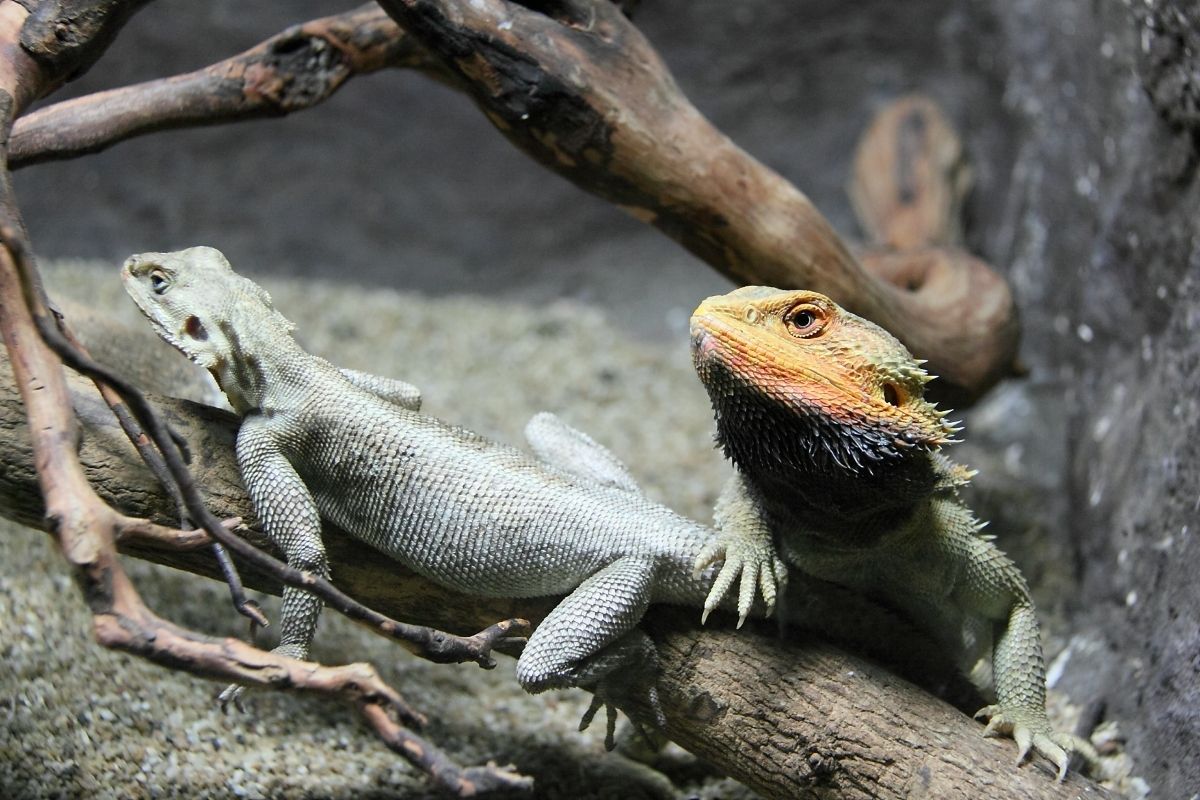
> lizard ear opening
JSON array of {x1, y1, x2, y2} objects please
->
[
  {"x1": 882, "y1": 383, "x2": 904, "y2": 406},
  {"x1": 184, "y1": 315, "x2": 208, "y2": 341}
]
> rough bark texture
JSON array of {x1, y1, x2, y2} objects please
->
[
  {"x1": 0, "y1": 342, "x2": 1109, "y2": 800},
  {"x1": 647, "y1": 616, "x2": 1093, "y2": 800}
]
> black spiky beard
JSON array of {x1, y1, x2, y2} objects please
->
[{"x1": 696, "y1": 356, "x2": 939, "y2": 537}]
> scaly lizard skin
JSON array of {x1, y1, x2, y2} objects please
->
[
  {"x1": 690, "y1": 286, "x2": 1096, "y2": 780},
  {"x1": 120, "y1": 246, "x2": 733, "y2": 744}
]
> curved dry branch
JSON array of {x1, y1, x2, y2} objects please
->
[
  {"x1": 9, "y1": 3, "x2": 451, "y2": 168},
  {"x1": 375, "y1": 0, "x2": 1018, "y2": 404},
  {"x1": 11, "y1": 0, "x2": 1015, "y2": 403},
  {"x1": 0, "y1": 351, "x2": 1109, "y2": 800}
]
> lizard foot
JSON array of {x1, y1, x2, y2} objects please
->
[
  {"x1": 578, "y1": 675, "x2": 665, "y2": 751},
  {"x1": 975, "y1": 704, "x2": 1099, "y2": 781},
  {"x1": 426, "y1": 617, "x2": 531, "y2": 668},
  {"x1": 694, "y1": 536, "x2": 788, "y2": 627}
]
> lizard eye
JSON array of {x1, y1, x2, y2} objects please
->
[
  {"x1": 784, "y1": 303, "x2": 828, "y2": 338},
  {"x1": 149, "y1": 269, "x2": 171, "y2": 295}
]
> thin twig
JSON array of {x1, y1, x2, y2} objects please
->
[
  {"x1": 112, "y1": 513, "x2": 215, "y2": 550},
  {"x1": 57, "y1": 314, "x2": 267, "y2": 625}
]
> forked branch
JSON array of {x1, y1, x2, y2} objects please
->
[
  {"x1": 375, "y1": 0, "x2": 1017, "y2": 404},
  {"x1": 11, "y1": 0, "x2": 1016, "y2": 402}
]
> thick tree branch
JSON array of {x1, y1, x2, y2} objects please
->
[
  {"x1": 9, "y1": 4, "x2": 451, "y2": 168},
  {"x1": 0, "y1": 352, "x2": 1108, "y2": 800},
  {"x1": 10, "y1": 0, "x2": 1015, "y2": 403},
  {"x1": 18, "y1": 0, "x2": 154, "y2": 86},
  {"x1": 374, "y1": 0, "x2": 1017, "y2": 404}
]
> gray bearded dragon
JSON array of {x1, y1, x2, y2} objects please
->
[
  {"x1": 120, "y1": 246, "x2": 739, "y2": 744},
  {"x1": 689, "y1": 286, "x2": 1098, "y2": 780}
]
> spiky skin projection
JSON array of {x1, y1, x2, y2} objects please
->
[
  {"x1": 690, "y1": 286, "x2": 1096, "y2": 781},
  {"x1": 121, "y1": 246, "x2": 737, "y2": 746}
]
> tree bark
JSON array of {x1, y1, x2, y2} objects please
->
[{"x1": 0, "y1": 346, "x2": 1106, "y2": 800}]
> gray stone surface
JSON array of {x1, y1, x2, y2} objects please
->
[{"x1": 3, "y1": 0, "x2": 1198, "y2": 796}]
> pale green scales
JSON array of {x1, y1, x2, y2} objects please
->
[
  {"x1": 121, "y1": 246, "x2": 733, "y2": 744},
  {"x1": 122, "y1": 247, "x2": 1089, "y2": 781}
]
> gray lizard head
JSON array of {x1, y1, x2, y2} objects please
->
[{"x1": 122, "y1": 246, "x2": 295, "y2": 409}]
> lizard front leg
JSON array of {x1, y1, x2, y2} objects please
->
[
  {"x1": 515, "y1": 556, "x2": 661, "y2": 749},
  {"x1": 934, "y1": 498, "x2": 1098, "y2": 780},
  {"x1": 233, "y1": 416, "x2": 327, "y2": 670},
  {"x1": 693, "y1": 473, "x2": 788, "y2": 626}
]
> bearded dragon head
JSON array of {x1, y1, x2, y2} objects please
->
[
  {"x1": 690, "y1": 286, "x2": 959, "y2": 485},
  {"x1": 122, "y1": 246, "x2": 294, "y2": 411}
]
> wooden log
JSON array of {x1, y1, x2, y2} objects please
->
[{"x1": 0, "y1": 346, "x2": 1106, "y2": 800}]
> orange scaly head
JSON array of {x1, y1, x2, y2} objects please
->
[{"x1": 691, "y1": 287, "x2": 959, "y2": 511}]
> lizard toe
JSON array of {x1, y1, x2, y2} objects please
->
[
  {"x1": 1029, "y1": 732, "x2": 1068, "y2": 781},
  {"x1": 757, "y1": 559, "x2": 783, "y2": 618},
  {"x1": 576, "y1": 689, "x2": 620, "y2": 750},
  {"x1": 702, "y1": 559, "x2": 741, "y2": 624},
  {"x1": 976, "y1": 703, "x2": 1094, "y2": 780},
  {"x1": 578, "y1": 693, "x2": 605, "y2": 733}
]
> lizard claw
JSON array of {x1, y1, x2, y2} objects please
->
[
  {"x1": 694, "y1": 535, "x2": 786, "y2": 626},
  {"x1": 975, "y1": 704, "x2": 1099, "y2": 781},
  {"x1": 578, "y1": 692, "x2": 621, "y2": 750},
  {"x1": 578, "y1": 674, "x2": 665, "y2": 751},
  {"x1": 217, "y1": 681, "x2": 247, "y2": 712}
]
